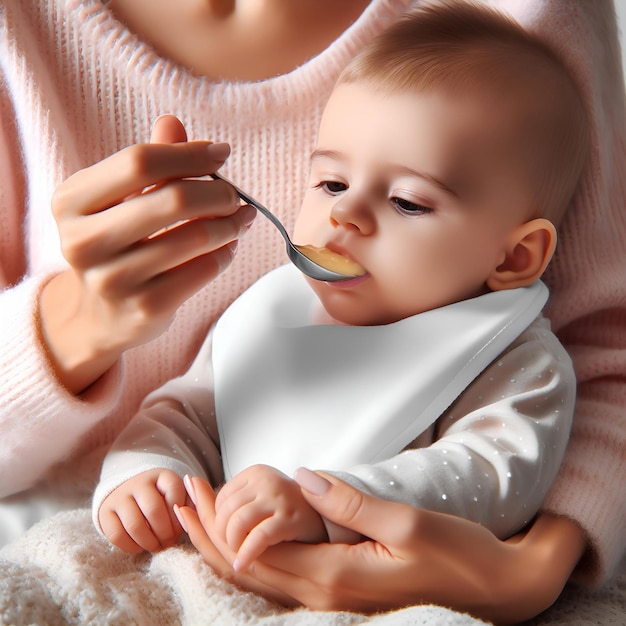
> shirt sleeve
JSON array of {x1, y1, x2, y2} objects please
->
[
  {"x1": 329, "y1": 317, "x2": 576, "y2": 541},
  {"x1": 92, "y1": 329, "x2": 223, "y2": 533}
]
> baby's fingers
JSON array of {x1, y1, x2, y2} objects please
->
[
  {"x1": 233, "y1": 516, "x2": 284, "y2": 573},
  {"x1": 100, "y1": 497, "x2": 161, "y2": 553},
  {"x1": 213, "y1": 478, "x2": 253, "y2": 544},
  {"x1": 117, "y1": 485, "x2": 181, "y2": 552},
  {"x1": 156, "y1": 471, "x2": 189, "y2": 539},
  {"x1": 224, "y1": 503, "x2": 273, "y2": 558}
]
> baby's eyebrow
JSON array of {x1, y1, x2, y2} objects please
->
[
  {"x1": 310, "y1": 149, "x2": 457, "y2": 196},
  {"x1": 394, "y1": 165, "x2": 457, "y2": 196},
  {"x1": 310, "y1": 148, "x2": 344, "y2": 163}
]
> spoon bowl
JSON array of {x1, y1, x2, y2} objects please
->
[{"x1": 211, "y1": 173, "x2": 365, "y2": 282}]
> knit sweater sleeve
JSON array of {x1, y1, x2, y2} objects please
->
[
  {"x1": 0, "y1": 274, "x2": 128, "y2": 499},
  {"x1": 0, "y1": 52, "x2": 123, "y2": 498}
]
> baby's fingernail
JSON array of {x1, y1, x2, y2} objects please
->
[
  {"x1": 207, "y1": 142, "x2": 230, "y2": 161},
  {"x1": 173, "y1": 504, "x2": 188, "y2": 533},
  {"x1": 294, "y1": 468, "x2": 330, "y2": 496},
  {"x1": 183, "y1": 474, "x2": 197, "y2": 506}
]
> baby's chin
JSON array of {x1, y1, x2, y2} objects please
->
[
  {"x1": 310, "y1": 302, "x2": 347, "y2": 326},
  {"x1": 306, "y1": 278, "x2": 405, "y2": 326},
  {"x1": 313, "y1": 301, "x2": 401, "y2": 327}
]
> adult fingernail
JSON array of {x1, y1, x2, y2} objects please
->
[
  {"x1": 294, "y1": 468, "x2": 330, "y2": 496},
  {"x1": 233, "y1": 558, "x2": 255, "y2": 574},
  {"x1": 226, "y1": 241, "x2": 239, "y2": 257},
  {"x1": 173, "y1": 504, "x2": 188, "y2": 533},
  {"x1": 241, "y1": 204, "x2": 257, "y2": 227},
  {"x1": 207, "y1": 142, "x2": 230, "y2": 161},
  {"x1": 217, "y1": 241, "x2": 238, "y2": 274},
  {"x1": 183, "y1": 474, "x2": 197, "y2": 506}
]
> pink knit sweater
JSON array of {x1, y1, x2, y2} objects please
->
[{"x1": 0, "y1": 0, "x2": 623, "y2": 585}]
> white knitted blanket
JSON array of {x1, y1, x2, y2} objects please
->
[{"x1": 0, "y1": 507, "x2": 623, "y2": 626}]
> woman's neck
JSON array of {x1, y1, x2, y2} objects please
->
[{"x1": 107, "y1": 0, "x2": 370, "y2": 81}]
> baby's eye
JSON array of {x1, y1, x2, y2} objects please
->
[
  {"x1": 392, "y1": 197, "x2": 433, "y2": 215},
  {"x1": 318, "y1": 180, "x2": 348, "y2": 195}
]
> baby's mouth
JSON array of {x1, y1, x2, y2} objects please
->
[{"x1": 296, "y1": 243, "x2": 366, "y2": 277}]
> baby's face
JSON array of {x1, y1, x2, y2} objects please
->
[{"x1": 293, "y1": 82, "x2": 534, "y2": 326}]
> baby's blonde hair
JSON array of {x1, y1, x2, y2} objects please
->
[{"x1": 338, "y1": 0, "x2": 589, "y2": 225}]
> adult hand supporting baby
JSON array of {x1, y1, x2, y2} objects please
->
[
  {"x1": 39, "y1": 115, "x2": 256, "y2": 395},
  {"x1": 177, "y1": 471, "x2": 585, "y2": 624}
]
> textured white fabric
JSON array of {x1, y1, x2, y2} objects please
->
[{"x1": 1, "y1": 508, "x2": 624, "y2": 626}]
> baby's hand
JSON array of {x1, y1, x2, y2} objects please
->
[
  {"x1": 99, "y1": 468, "x2": 187, "y2": 553},
  {"x1": 214, "y1": 465, "x2": 327, "y2": 572}
]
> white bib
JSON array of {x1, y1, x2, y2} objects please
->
[{"x1": 213, "y1": 265, "x2": 548, "y2": 480}]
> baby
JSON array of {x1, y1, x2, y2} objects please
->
[{"x1": 94, "y1": 1, "x2": 588, "y2": 574}]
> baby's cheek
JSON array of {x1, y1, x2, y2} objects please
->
[{"x1": 292, "y1": 205, "x2": 328, "y2": 246}]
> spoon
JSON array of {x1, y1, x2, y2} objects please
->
[{"x1": 211, "y1": 172, "x2": 365, "y2": 282}]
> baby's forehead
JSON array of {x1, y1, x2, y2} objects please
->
[
  {"x1": 341, "y1": 35, "x2": 564, "y2": 114},
  {"x1": 343, "y1": 76, "x2": 535, "y2": 137},
  {"x1": 323, "y1": 79, "x2": 529, "y2": 155},
  {"x1": 325, "y1": 81, "x2": 531, "y2": 179}
]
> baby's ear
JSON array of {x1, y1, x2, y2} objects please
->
[{"x1": 486, "y1": 218, "x2": 557, "y2": 291}]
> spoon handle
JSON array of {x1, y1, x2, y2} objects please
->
[{"x1": 210, "y1": 173, "x2": 291, "y2": 242}]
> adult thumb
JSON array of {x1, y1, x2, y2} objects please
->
[{"x1": 294, "y1": 468, "x2": 415, "y2": 544}]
